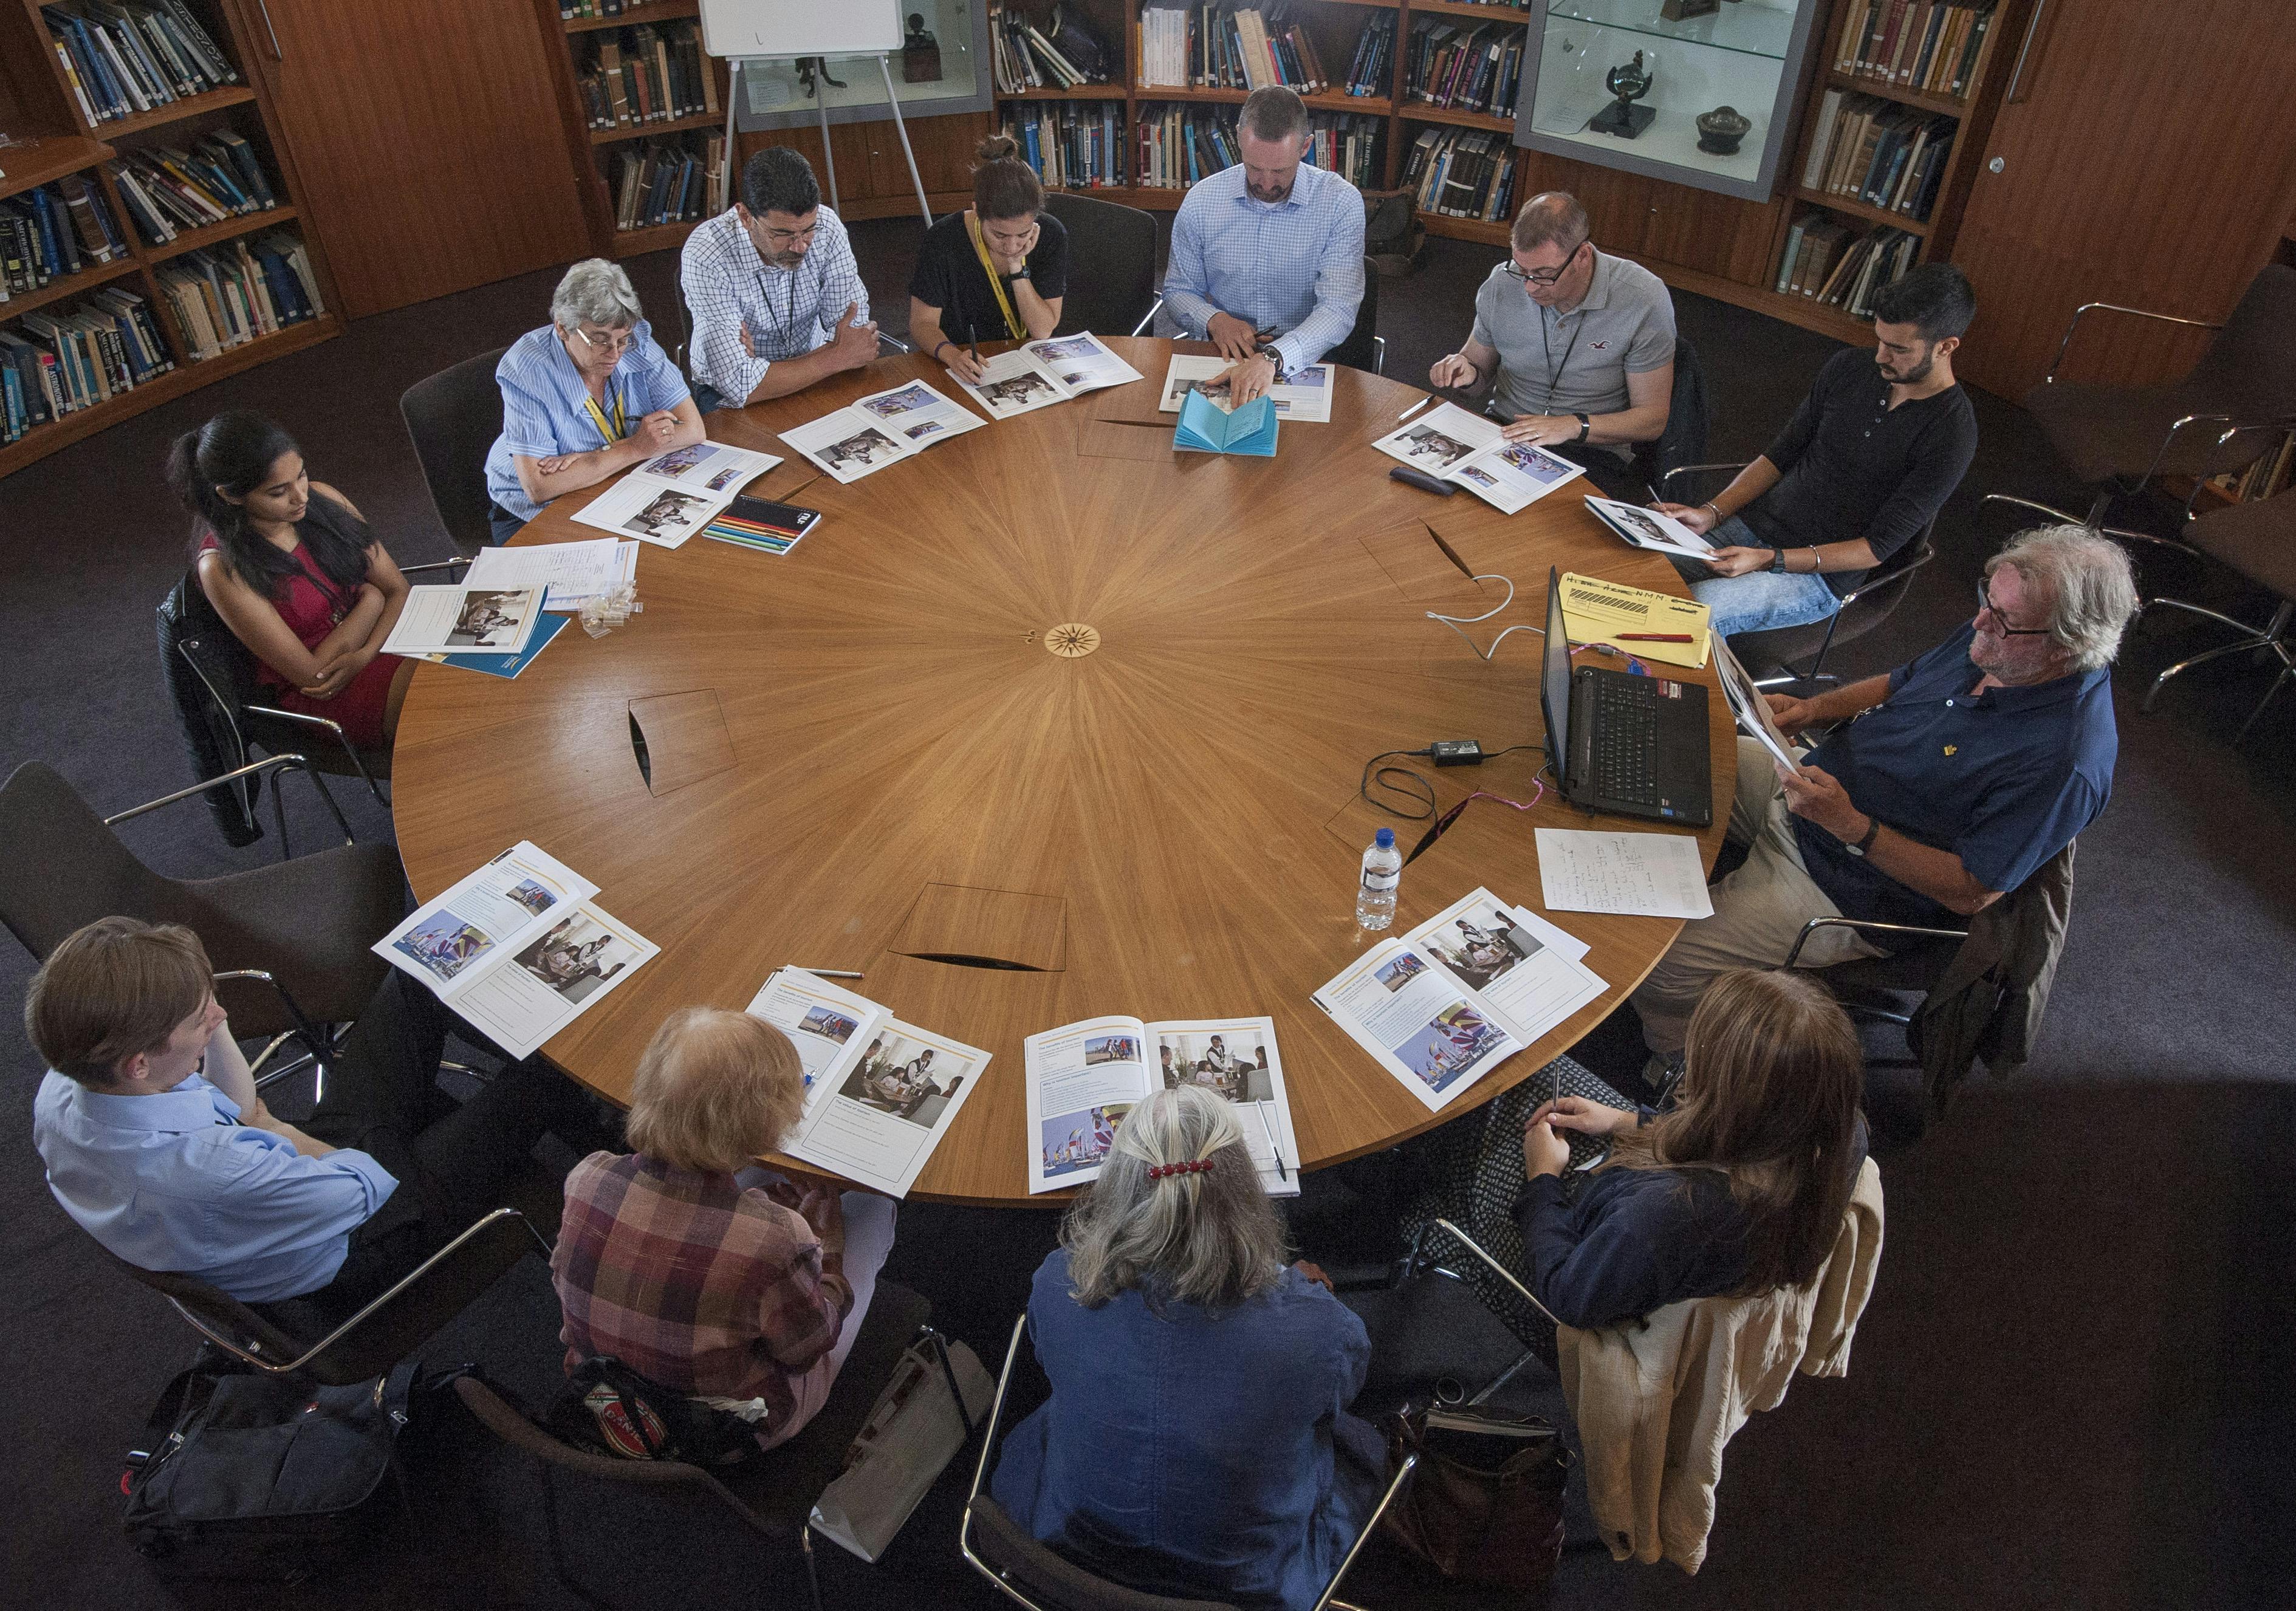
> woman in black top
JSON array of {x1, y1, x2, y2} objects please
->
[
  {"x1": 910, "y1": 134, "x2": 1067, "y2": 384},
  {"x1": 1512, "y1": 969, "x2": 1868, "y2": 1355}
]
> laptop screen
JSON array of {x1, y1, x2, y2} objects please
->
[{"x1": 1539, "y1": 565, "x2": 1570, "y2": 779}]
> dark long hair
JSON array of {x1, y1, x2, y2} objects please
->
[
  {"x1": 1604, "y1": 970, "x2": 1864, "y2": 1295},
  {"x1": 169, "y1": 411, "x2": 368, "y2": 595}
]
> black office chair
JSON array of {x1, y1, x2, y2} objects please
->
[
  {"x1": 1631, "y1": 334, "x2": 1710, "y2": 498},
  {"x1": 961, "y1": 1313, "x2": 1415, "y2": 1611},
  {"x1": 1657, "y1": 462, "x2": 1939, "y2": 689},
  {"x1": 453, "y1": 1281, "x2": 947, "y2": 1611},
  {"x1": 399, "y1": 346, "x2": 510, "y2": 559},
  {"x1": 102, "y1": 1207, "x2": 553, "y2": 1387},
  {"x1": 2136, "y1": 481, "x2": 2296, "y2": 741},
  {"x1": 1044, "y1": 192, "x2": 1157, "y2": 340}
]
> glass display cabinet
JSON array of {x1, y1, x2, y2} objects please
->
[
  {"x1": 734, "y1": 0, "x2": 990, "y2": 131},
  {"x1": 1513, "y1": 0, "x2": 1826, "y2": 202}
]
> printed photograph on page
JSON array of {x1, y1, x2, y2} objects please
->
[
  {"x1": 1419, "y1": 903, "x2": 1546, "y2": 995},
  {"x1": 836, "y1": 1030, "x2": 970, "y2": 1130},
  {"x1": 515, "y1": 912, "x2": 640, "y2": 1004},
  {"x1": 1156, "y1": 1028, "x2": 1272, "y2": 1104},
  {"x1": 1038, "y1": 1101, "x2": 1131, "y2": 1182}
]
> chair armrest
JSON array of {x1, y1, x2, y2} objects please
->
[
  {"x1": 1314, "y1": 1451, "x2": 1419, "y2": 1611},
  {"x1": 1424, "y1": 1217, "x2": 1563, "y2": 1328},
  {"x1": 400, "y1": 558, "x2": 468, "y2": 581},
  {"x1": 272, "y1": 1208, "x2": 553, "y2": 1375},
  {"x1": 1783, "y1": 915, "x2": 1968, "y2": 969},
  {"x1": 211, "y1": 968, "x2": 323, "y2": 1086},
  {"x1": 1129, "y1": 294, "x2": 1164, "y2": 338},
  {"x1": 103, "y1": 754, "x2": 353, "y2": 846},
  {"x1": 2043, "y1": 301, "x2": 2224, "y2": 386},
  {"x1": 1657, "y1": 461, "x2": 1751, "y2": 503},
  {"x1": 1833, "y1": 535, "x2": 1939, "y2": 607},
  {"x1": 876, "y1": 331, "x2": 913, "y2": 356}
]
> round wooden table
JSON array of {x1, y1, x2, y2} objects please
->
[{"x1": 392, "y1": 337, "x2": 1733, "y2": 1204}]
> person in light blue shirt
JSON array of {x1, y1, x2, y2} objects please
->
[
  {"x1": 28, "y1": 918, "x2": 594, "y2": 1315},
  {"x1": 1159, "y1": 86, "x2": 1365, "y2": 409},
  {"x1": 483, "y1": 258, "x2": 704, "y2": 542}
]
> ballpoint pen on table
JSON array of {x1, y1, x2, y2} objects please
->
[
  {"x1": 1616, "y1": 632, "x2": 1695, "y2": 642},
  {"x1": 798, "y1": 968, "x2": 864, "y2": 979},
  {"x1": 1256, "y1": 1103, "x2": 1288, "y2": 1181}
]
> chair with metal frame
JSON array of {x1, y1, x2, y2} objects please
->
[
  {"x1": 450, "y1": 1281, "x2": 951, "y2": 1611},
  {"x1": 2133, "y1": 481, "x2": 2296, "y2": 742},
  {"x1": 400, "y1": 346, "x2": 512, "y2": 559},
  {"x1": 1657, "y1": 462, "x2": 1941, "y2": 689},
  {"x1": 0, "y1": 758, "x2": 403, "y2": 1086},
  {"x1": 1045, "y1": 192, "x2": 1159, "y2": 341},
  {"x1": 960, "y1": 1313, "x2": 1417, "y2": 1611},
  {"x1": 1132, "y1": 258, "x2": 1384, "y2": 377},
  {"x1": 100, "y1": 1206, "x2": 553, "y2": 1388},
  {"x1": 2011, "y1": 264, "x2": 2296, "y2": 546}
]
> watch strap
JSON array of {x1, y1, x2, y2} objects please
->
[
  {"x1": 1574, "y1": 411, "x2": 1591, "y2": 441},
  {"x1": 1850, "y1": 817, "x2": 1881, "y2": 856}
]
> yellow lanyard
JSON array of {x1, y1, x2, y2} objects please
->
[
  {"x1": 964, "y1": 211, "x2": 1026, "y2": 341},
  {"x1": 580, "y1": 385, "x2": 627, "y2": 448}
]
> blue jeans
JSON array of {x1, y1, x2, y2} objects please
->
[{"x1": 1680, "y1": 515, "x2": 1841, "y2": 638}]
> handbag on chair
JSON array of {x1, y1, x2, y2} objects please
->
[{"x1": 1381, "y1": 1402, "x2": 1573, "y2": 1590}]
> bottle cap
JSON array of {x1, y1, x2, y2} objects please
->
[{"x1": 1374, "y1": 828, "x2": 1394, "y2": 849}]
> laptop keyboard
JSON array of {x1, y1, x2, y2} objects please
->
[{"x1": 1589, "y1": 676, "x2": 1661, "y2": 804}]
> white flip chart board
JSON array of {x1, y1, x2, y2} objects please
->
[{"x1": 696, "y1": 0, "x2": 903, "y2": 60}]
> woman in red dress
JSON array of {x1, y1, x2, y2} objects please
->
[{"x1": 172, "y1": 412, "x2": 416, "y2": 753}]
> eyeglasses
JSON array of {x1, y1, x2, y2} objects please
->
[
  {"x1": 753, "y1": 222, "x2": 819, "y2": 247},
  {"x1": 1975, "y1": 580, "x2": 2052, "y2": 636},
  {"x1": 1501, "y1": 240, "x2": 1586, "y2": 286},
  {"x1": 571, "y1": 326, "x2": 636, "y2": 356}
]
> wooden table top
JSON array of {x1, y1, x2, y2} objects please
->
[{"x1": 391, "y1": 337, "x2": 1734, "y2": 1205}]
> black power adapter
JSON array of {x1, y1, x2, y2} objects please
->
[{"x1": 1428, "y1": 739, "x2": 1484, "y2": 767}]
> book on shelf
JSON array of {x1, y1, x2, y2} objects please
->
[
  {"x1": 1405, "y1": 18, "x2": 1526, "y2": 117},
  {"x1": 1806, "y1": 94, "x2": 1955, "y2": 221},
  {"x1": 374, "y1": 842, "x2": 657, "y2": 1061},
  {"x1": 1007, "y1": 104, "x2": 1129, "y2": 190},
  {"x1": 580, "y1": 21, "x2": 718, "y2": 131},
  {"x1": 990, "y1": 4, "x2": 1112, "y2": 92},
  {"x1": 1342, "y1": 8, "x2": 1399, "y2": 98},
  {"x1": 1834, "y1": 1, "x2": 2000, "y2": 102},
  {"x1": 1312, "y1": 887, "x2": 1606, "y2": 1116},
  {"x1": 1402, "y1": 125, "x2": 1521, "y2": 224},
  {"x1": 41, "y1": 1, "x2": 241, "y2": 126},
  {"x1": 106, "y1": 137, "x2": 281, "y2": 246},
  {"x1": 155, "y1": 235, "x2": 320, "y2": 362},
  {"x1": 610, "y1": 136, "x2": 722, "y2": 231},
  {"x1": 1306, "y1": 111, "x2": 1383, "y2": 190},
  {"x1": 1023, "y1": 1013, "x2": 1301, "y2": 1196},
  {"x1": 1136, "y1": 101, "x2": 1239, "y2": 188},
  {"x1": 1, "y1": 177, "x2": 129, "y2": 300},
  {"x1": 744, "y1": 969, "x2": 991, "y2": 1200},
  {"x1": 0, "y1": 281, "x2": 171, "y2": 440},
  {"x1": 562, "y1": 0, "x2": 690, "y2": 18}
]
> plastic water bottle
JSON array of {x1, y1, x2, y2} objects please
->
[{"x1": 1356, "y1": 827, "x2": 1402, "y2": 930}]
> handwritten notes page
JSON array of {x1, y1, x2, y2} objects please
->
[{"x1": 1535, "y1": 829, "x2": 1714, "y2": 919}]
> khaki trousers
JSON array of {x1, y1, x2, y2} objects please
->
[{"x1": 1631, "y1": 737, "x2": 1883, "y2": 1055}]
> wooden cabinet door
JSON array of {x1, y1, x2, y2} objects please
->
[
  {"x1": 1949, "y1": 0, "x2": 2296, "y2": 399},
  {"x1": 234, "y1": 0, "x2": 589, "y2": 319}
]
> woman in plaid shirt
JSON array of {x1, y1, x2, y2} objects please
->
[{"x1": 550, "y1": 1009, "x2": 896, "y2": 1451}]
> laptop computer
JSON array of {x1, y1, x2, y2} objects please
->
[{"x1": 1539, "y1": 566, "x2": 1713, "y2": 826}]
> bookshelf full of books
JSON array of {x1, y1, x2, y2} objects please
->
[
  {"x1": 549, "y1": 0, "x2": 732, "y2": 257},
  {"x1": 0, "y1": 0, "x2": 341, "y2": 476}
]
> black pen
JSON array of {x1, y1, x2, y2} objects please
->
[
  {"x1": 1256, "y1": 1103, "x2": 1288, "y2": 1182},
  {"x1": 964, "y1": 311, "x2": 980, "y2": 369}
]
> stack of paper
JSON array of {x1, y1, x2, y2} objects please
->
[
  {"x1": 1556, "y1": 569, "x2": 1712, "y2": 669},
  {"x1": 462, "y1": 536, "x2": 636, "y2": 611},
  {"x1": 380, "y1": 584, "x2": 545, "y2": 658}
]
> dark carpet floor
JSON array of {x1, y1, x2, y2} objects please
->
[{"x1": 3, "y1": 215, "x2": 2293, "y2": 1611}]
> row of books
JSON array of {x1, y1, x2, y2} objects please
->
[
  {"x1": 1833, "y1": 0, "x2": 1999, "y2": 102},
  {"x1": 1, "y1": 284, "x2": 172, "y2": 440},
  {"x1": 2, "y1": 178, "x2": 128, "y2": 300},
  {"x1": 990, "y1": 5, "x2": 1110, "y2": 92},
  {"x1": 107, "y1": 134, "x2": 279, "y2": 247},
  {"x1": 1803, "y1": 94, "x2": 1954, "y2": 221},
  {"x1": 156, "y1": 234, "x2": 324, "y2": 361},
  {"x1": 1405, "y1": 19, "x2": 1524, "y2": 118},
  {"x1": 1403, "y1": 125, "x2": 1520, "y2": 224},
  {"x1": 1009, "y1": 106, "x2": 1128, "y2": 190},
  {"x1": 1776, "y1": 217, "x2": 1919, "y2": 320},
  {"x1": 608, "y1": 137, "x2": 724, "y2": 233},
  {"x1": 558, "y1": 0, "x2": 685, "y2": 17},
  {"x1": 577, "y1": 22, "x2": 721, "y2": 132},
  {"x1": 42, "y1": 1, "x2": 239, "y2": 126},
  {"x1": 1132, "y1": 105, "x2": 1381, "y2": 192},
  {"x1": 2205, "y1": 433, "x2": 2295, "y2": 504}
]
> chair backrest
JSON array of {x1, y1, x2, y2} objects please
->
[
  {"x1": 0, "y1": 761, "x2": 176, "y2": 963},
  {"x1": 2192, "y1": 262, "x2": 2296, "y2": 417},
  {"x1": 155, "y1": 572, "x2": 265, "y2": 847},
  {"x1": 399, "y1": 346, "x2": 510, "y2": 559},
  {"x1": 965, "y1": 1494, "x2": 1239, "y2": 1611},
  {"x1": 1323, "y1": 258, "x2": 1380, "y2": 374},
  {"x1": 1043, "y1": 193, "x2": 1159, "y2": 340},
  {"x1": 1633, "y1": 334, "x2": 1711, "y2": 494}
]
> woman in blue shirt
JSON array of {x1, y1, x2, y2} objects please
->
[
  {"x1": 992, "y1": 1086, "x2": 1386, "y2": 1610},
  {"x1": 483, "y1": 258, "x2": 704, "y2": 542}
]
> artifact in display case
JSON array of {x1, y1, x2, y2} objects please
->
[{"x1": 1513, "y1": 1, "x2": 1826, "y2": 203}]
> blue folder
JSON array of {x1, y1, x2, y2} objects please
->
[
  {"x1": 1174, "y1": 391, "x2": 1278, "y2": 457},
  {"x1": 427, "y1": 610, "x2": 571, "y2": 679}
]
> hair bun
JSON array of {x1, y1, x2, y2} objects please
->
[{"x1": 976, "y1": 133, "x2": 1019, "y2": 163}]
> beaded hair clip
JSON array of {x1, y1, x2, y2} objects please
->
[{"x1": 1145, "y1": 1160, "x2": 1214, "y2": 1180}]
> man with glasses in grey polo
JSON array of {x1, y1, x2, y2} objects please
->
[{"x1": 1428, "y1": 191, "x2": 1674, "y2": 497}]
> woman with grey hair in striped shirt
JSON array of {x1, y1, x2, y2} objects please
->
[{"x1": 989, "y1": 1085, "x2": 1386, "y2": 1610}]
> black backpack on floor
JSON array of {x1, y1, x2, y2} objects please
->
[{"x1": 122, "y1": 1346, "x2": 419, "y2": 1582}]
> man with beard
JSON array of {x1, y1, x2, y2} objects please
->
[
  {"x1": 1158, "y1": 86, "x2": 1365, "y2": 409},
  {"x1": 680, "y1": 148, "x2": 879, "y2": 411},
  {"x1": 1648, "y1": 262, "x2": 1979, "y2": 640},
  {"x1": 1629, "y1": 525, "x2": 2136, "y2": 1058}
]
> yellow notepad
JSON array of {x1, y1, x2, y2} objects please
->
[{"x1": 1557, "y1": 571, "x2": 1712, "y2": 669}]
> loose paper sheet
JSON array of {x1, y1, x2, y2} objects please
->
[{"x1": 1535, "y1": 829, "x2": 1714, "y2": 919}]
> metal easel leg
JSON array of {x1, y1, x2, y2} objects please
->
[
  {"x1": 719, "y1": 60, "x2": 742, "y2": 214},
  {"x1": 814, "y1": 67, "x2": 839, "y2": 212},
  {"x1": 876, "y1": 53, "x2": 933, "y2": 227}
]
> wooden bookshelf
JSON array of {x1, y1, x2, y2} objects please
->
[
  {"x1": 0, "y1": 0, "x2": 340, "y2": 477},
  {"x1": 1401, "y1": 103, "x2": 1514, "y2": 135},
  {"x1": 591, "y1": 109, "x2": 725, "y2": 145},
  {"x1": 1791, "y1": 185, "x2": 1930, "y2": 236},
  {"x1": 564, "y1": 1, "x2": 698, "y2": 33}
]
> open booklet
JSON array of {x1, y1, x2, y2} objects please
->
[
  {"x1": 1158, "y1": 354, "x2": 1334, "y2": 422},
  {"x1": 1023, "y1": 1014, "x2": 1300, "y2": 1196},
  {"x1": 744, "y1": 968, "x2": 989, "y2": 1199},
  {"x1": 571, "y1": 442, "x2": 784, "y2": 548},
  {"x1": 1713, "y1": 632, "x2": 1802, "y2": 773},
  {"x1": 1019, "y1": 332, "x2": 1144, "y2": 394},
  {"x1": 1312, "y1": 887, "x2": 1607, "y2": 1114},
  {"x1": 782, "y1": 380, "x2": 985, "y2": 484},
  {"x1": 953, "y1": 332, "x2": 1144, "y2": 421},
  {"x1": 1584, "y1": 496, "x2": 1717, "y2": 562},
  {"x1": 1371, "y1": 401, "x2": 1585, "y2": 515},
  {"x1": 372, "y1": 841, "x2": 657, "y2": 1058},
  {"x1": 380, "y1": 584, "x2": 545, "y2": 657}
]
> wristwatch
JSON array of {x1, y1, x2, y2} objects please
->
[
  {"x1": 1843, "y1": 816, "x2": 1882, "y2": 858},
  {"x1": 1573, "y1": 411, "x2": 1591, "y2": 442},
  {"x1": 1007, "y1": 264, "x2": 1030, "y2": 281},
  {"x1": 1769, "y1": 547, "x2": 1791, "y2": 574}
]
